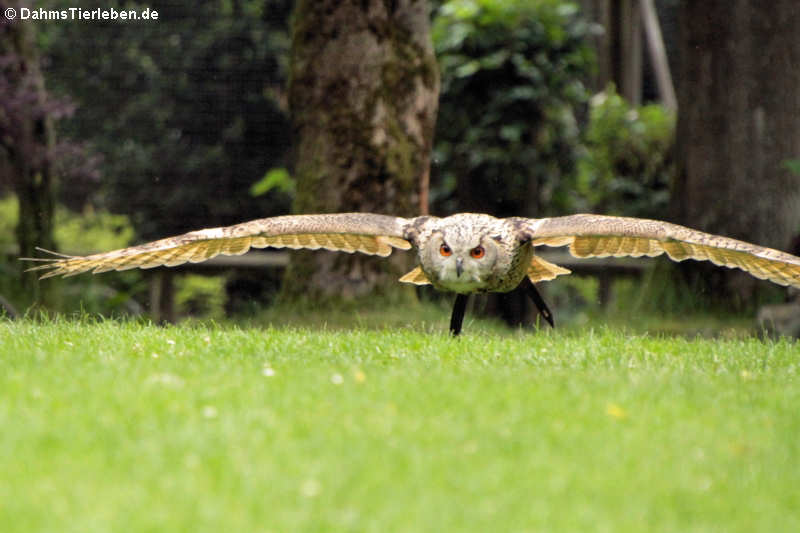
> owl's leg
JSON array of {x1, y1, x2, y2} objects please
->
[
  {"x1": 521, "y1": 277, "x2": 554, "y2": 328},
  {"x1": 449, "y1": 293, "x2": 470, "y2": 336}
]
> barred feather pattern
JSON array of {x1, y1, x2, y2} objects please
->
[
  {"x1": 25, "y1": 213, "x2": 412, "y2": 279},
  {"x1": 528, "y1": 214, "x2": 800, "y2": 288}
]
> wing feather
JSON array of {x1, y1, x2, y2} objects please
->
[
  {"x1": 25, "y1": 213, "x2": 413, "y2": 279},
  {"x1": 398, "y1": 266, "x2": 431, "y2": 285},
  {"x1": 527, "y1": 256, "x2": 571, "y2": 282},
  {"x1": 526, "y1": 214, "x2": 800, "y2": 288}
]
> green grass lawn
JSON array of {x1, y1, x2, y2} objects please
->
[{"x1": 1, "y1": 316, "x2": 798, "y2": 532}]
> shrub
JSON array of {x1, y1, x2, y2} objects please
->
[
  {"x1": 432, "y1": 0, "x2": 596, "y2": 216},
  {"x1": 575, "y1": 85, "x2": 675, "y2": 217}
]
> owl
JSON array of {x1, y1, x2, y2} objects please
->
[{"x1": 24, "y1": 212, "x2": 800, "y2": 335}]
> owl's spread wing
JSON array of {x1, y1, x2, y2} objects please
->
[
  {"x1": 25, "y1": 213, "x2": 413, "y2": 279},
  {"x1": 521, "y1": 214, "x2": 800, "y2": 288}
]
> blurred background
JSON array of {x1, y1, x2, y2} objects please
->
[{"x1": 2, "y1": 0, "x2": 799, "y2": 334}]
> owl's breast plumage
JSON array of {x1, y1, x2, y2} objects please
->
[{"x1": 482, "y1": 240, "x2": 534, "y2": 292}]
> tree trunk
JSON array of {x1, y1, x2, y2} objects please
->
[
  {"x1": 672, "y1": 0, "x2": 800, "y2": 306},
  {"x1": 284, "y1": 0, "x2": 439, "y2": 299},
  {"x1": 579, "y1": 0, "x2": 642, "y2": 103},
  {"x1": 0, "y1": 2, "x2": 57, "y2": 304}
]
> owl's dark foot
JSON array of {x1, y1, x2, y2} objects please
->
[
  {"x1": 521, "y1": 277, "x2": 554, "y2": 328},
  {"x1": 449, "y1": 293, "x2": 469, "y2": 336}
]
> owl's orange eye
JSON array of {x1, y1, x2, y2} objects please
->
[
  {"x1": 439, "y1": 244, "x2": 452, "y2": 257},
  {"x1": 470, "y1": 246, "x2": 485, "y2": 259}
]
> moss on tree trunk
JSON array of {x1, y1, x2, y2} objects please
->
[
  {"x1": 283, "y1": 0, "x2": 439, "y2": 299},
  {"x1": 1, "y1": 3, "x2": 57, "y2": 305}
]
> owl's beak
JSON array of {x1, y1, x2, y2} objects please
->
[{"x1": 456, "y1": 257, "x2": 463, "y2": 277}]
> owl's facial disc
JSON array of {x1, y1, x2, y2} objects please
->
[{"x1": 427, "y1": 232, "x2": 497, "y2": 292}]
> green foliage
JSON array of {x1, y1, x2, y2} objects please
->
[
  {"x1": 0, "y1": 197, "x2": 20, "y2": 311},
  {"x1": 782, "y1": 158, "x2": 800, "y2": 175},
  {"x1": 2, "y1": 319, "x2": 799, "y2": 532},
  {"x1": 432, "y1": 0, "x2": 595, "y2": 215},
  {"x1": 0, "y1": 196, "x2": 17, "y2": 248},
  {"x1": 175, "y1": 274, "x2": 227, "y2": 320},
  {"x1": 53, "y1": 206, "x2": 134, "y2": 255},
  {"x1": 1, "y1": 195, "x2": 134, "y2": 253},
  {"x1": 249, "y1": 167, "x2": 295, "y2": 197},
  {"x1": 576, "y1": 85, "x2": 676, "y2": 217}
]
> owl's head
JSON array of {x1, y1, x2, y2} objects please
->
[{"x1": 423, "y1": 227, "x2": 502, "y2": 293}]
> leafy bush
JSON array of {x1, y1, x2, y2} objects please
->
[
  {"x1": 575, "y1": 85, "x2": 675, "y2": 217},
  {"x1": 432, "y1": 0, "x2": 596, "y2": 216},
  {"x1": 53, "y1": 206, "x2": 135, "y2": 254},
  {"x1": 1, "y1": 195, "x2": 134, "y2": 253},
  {"x1": 0, "y1": 195, "x2": 141, "y2": 313}
]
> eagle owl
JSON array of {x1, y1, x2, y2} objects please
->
[{"x1": 25, "y1": 212, "x2": 800, "y2": 335}]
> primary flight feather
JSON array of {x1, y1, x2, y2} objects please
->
[{"x1": 23, "y1": 212, "x2": 800, "y2": 334}]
